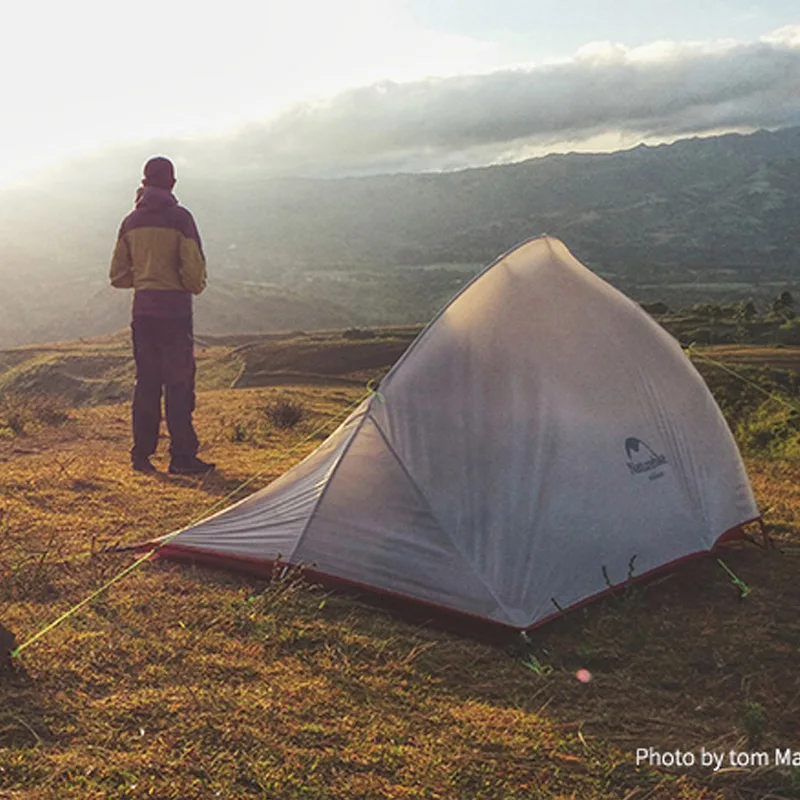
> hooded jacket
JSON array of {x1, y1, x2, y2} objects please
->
[{"x1": 109, "y1": 186, "x2": 207, "y2": 318}]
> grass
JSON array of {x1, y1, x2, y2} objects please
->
[
  {"x1": 0, "y1": 393, "x2": 71, "y2": 437},
  {"x1": 0, "y1": 345, "x2": 799, "y2": 798}
]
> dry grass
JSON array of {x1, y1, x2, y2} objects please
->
[{"x1": 0, "y1": 371, "x2": 798, "y2": 798}]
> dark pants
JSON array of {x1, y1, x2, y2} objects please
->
[{"x1": 131, "y1": 316, "x2": 199, "y2": 462}]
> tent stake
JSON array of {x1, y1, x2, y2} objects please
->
[{"x1": 717, "y1": 559, "x2": 750, "y2": 598}]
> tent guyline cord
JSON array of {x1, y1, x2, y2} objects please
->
[
  {"x1": 10, "y1": 385, "x2": 378, "y2": 660},
  {"x1": 685, "y1": 343, "x2": 800, "y2": 551},
  {"x1": 684, "y1": 344, "x2": 800, "y2": 416}
]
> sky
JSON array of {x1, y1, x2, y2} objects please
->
[{"x1": 2, "y1": 0, "x2": 799, "y2": 184}]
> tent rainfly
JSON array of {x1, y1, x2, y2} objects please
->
[{"x1": 159, "y1": 236, "x2": 760, "y2": 629}]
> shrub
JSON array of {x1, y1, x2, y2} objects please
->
[
  {"x1": 742, "y1": 702, "x2": 767, "y2": 746},
  {"x1": 228, "y1": 422, "x2": 250, "y2": 443},
  {"x1": 777, "y1": 318, "x2": 800, "y2": 345},
  {"x1": 265, "y1": 397, "x2": 307, "y2": 429},
  {"x1": 736, "y1": 400, "x2": 800, "y2": 458},
  {"x1": 0, "y1": 393, "x2": 70, "y2": 435},
  {"x1": 685, "y1": 327, "x2": 712, "y2": 345}
]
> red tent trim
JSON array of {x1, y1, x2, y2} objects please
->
[{"x1": 151, "y1": 516, "x2": 761, "y2": 632}]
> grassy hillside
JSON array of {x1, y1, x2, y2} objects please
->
[
  {"x1": 0, "y1": 339, "x2": 799, "y2": 798},
  {"x1": 0, "y1": 327, "x2": 423, "y2": 409}
]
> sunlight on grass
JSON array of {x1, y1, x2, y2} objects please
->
[{"x1": 0, "y1": 342, "x2": 799, "y2": 798}]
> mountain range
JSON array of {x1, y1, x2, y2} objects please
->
[{"x1": 1, "y1": 125, "x2": 798, "y2": 348}]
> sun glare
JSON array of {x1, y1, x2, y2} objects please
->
[{"x1": 0, "y1": 0, "x2": 498, "y2": 186}]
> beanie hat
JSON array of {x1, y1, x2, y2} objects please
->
[{"x1": 142, "y1": 156, "x2": 176, "y2": 189}]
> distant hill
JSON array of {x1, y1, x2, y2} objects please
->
[
  {"x1": 188, "y1": 126, "x2": 800, "y2": 276},
  {"x1": 0, "y1": 328, "x2": 421, "y2": 406},
  {"x1": 0, "y1": 126, "x2": 798, "y2": 347}
]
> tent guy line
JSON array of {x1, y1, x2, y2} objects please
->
[
  {"x1": 685, "y1": 345, "x2": 800, "y2": 417},
  {"x1": 10, "y1": 387, "x2": 374, "y2": 659},
  {"x1": 10, "y1": 545, "x2": 160, "y2": 658}
]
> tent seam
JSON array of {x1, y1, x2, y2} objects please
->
[
  {"x1": 369, "y1": 416, "x2": 516, "y2": 625},
  {"x1": 286, "y1": 399, "x2": 374, "y2": 562}
]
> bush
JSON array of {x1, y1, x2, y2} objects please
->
[
  {"x1": 777, "y1": 318, "x2": 800, "y2": 345},
  {"x1": 228, "y1": 422, "x2": 251, "y2": 443},
  {"x1": 736, "y1": 400, "x2": 800, "y2": 458},
  {"x1": 685, "y1": 327, "x2": 712, "y2": 345},
  {"x1": 742, "y1": 702, "x2": 767, "y2": 746},
  {"x1": 0, "y1": 393, "x2": 70, "y2": 435},
  {"x1": 265, "y1": 397, "x2": 307, "y2": 429}
]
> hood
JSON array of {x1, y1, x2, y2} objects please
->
[{"x1": 135, "y1": 185, "x2": 178, "y2": 212}]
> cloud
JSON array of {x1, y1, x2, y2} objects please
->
[
  {"x1": 195, "y1": 27, "x2": 800, "y2": 176},
  {"x1": 18, "y1": 26, "x2": 800, "y2": 185}
]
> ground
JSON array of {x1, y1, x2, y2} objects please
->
[{"x1": 0, "y1": 339, "x2": 799, "y2": 799}]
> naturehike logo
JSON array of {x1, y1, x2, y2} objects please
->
[{"x1": 625, "y1": 437, "x2": 667, "y2": 477}]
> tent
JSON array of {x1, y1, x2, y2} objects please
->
[{"x1": 159, "y1": 236, "x2": 760, "y2": 629}]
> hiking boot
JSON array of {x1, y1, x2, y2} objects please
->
[
  {"x1": 132, "y1": 457, "x2": 157, "y2": 473},
  {"x1": 168, "y1": 456, "x2": 216, "y2": 475}
]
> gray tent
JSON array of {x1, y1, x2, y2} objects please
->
[{"x1": 161, "y1": 236, "x2": 759, "y2": 628}]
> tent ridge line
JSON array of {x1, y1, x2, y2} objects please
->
[
  {"x1": 287, "y1": 400, "x2": 375, "y2": 561},
  {"x1": 380, "y1": 233, "x2": 551, "y2": 394},
  {"x1": 369, "y1": 417, "x2": 515, "y2": 624}
]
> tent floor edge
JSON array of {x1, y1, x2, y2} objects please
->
[
  {"x1": 155, "y1": 519, "x2": 761, "y2": 637},
  {"x1": 528, "y1": 522, "x2": 762, "y2": 633},
  {"x1": 154, "y1": 543, "x2": 519, "y2": 639},
  {"x1": 710, "y1": 515, "x2": 765, "y2": 550}
]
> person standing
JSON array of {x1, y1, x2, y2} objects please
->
[{"x1": 110, "y1": 156, "x2": 214, "y2": 475}]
